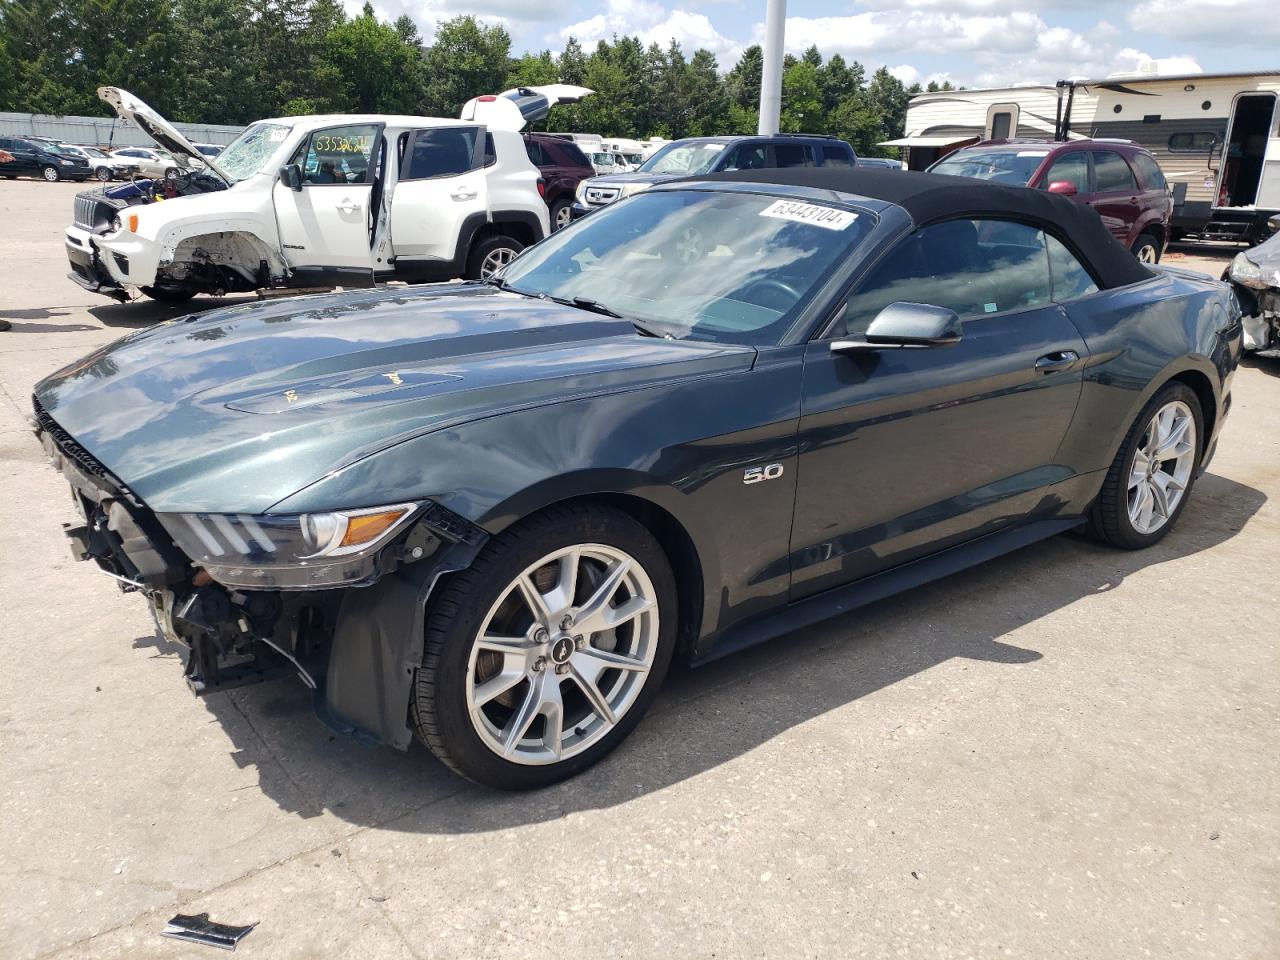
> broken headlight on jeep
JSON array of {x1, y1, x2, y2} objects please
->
[{"x1": 157, "y1": 504, "x2": 418, "y2": 590}]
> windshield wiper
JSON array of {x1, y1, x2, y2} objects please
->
[{"x1": 566, "y1": 296, "x2": 622, "y2": 318}]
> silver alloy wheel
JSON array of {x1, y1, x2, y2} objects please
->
[
  {"x1": 1135, "y1": 241, "x2": 1158, "y2": 263},
  {"x1": 480, "y1": 245, "x2": 516, "y2": 278},
  {"x1": 95, "y1": 166, "x2": 111, "y2": 181},
  {"x1": 466, "y1": 543, "x2": 659, "y2": 765},
  {"x1": 554, "y1": 205, "x2": 573, "y2": 230},
  {"x1": 675, "y1": 226, "x2": 703, "y2": 263},
  {"x1": 42, "y1": 166, "x2": 58, "y2": 182},
  {"x1": 1127, "y1": 399, "x2": 1196, "y2": 534}
]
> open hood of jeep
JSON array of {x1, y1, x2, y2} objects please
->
[
  {"x1": 460, "y1": 84, "x2": 594, "y2": 132},
  {"x1": 98, "y1": 86, "x2": 230, "y2": 184}
]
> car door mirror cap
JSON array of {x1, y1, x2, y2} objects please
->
[
  {"x1": 1047, "y1": 180, "x2": 1078, "y2": 197},
  {"x1": 280, "y1": 163, "x2": 303, "y2": 191},
  {"x1": 831, "y1": 302, "x2": 963, "y2": 354}
]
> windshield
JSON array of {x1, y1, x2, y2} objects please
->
[
  {"x1": 930, "y1": 148, "x2": 1048, "y2": 185},
  {"x1": 591, "y1": 153, "x2": 615, "y2": 166},
  {"x1": 639, "y1": 140, "x2": 727, "y2": 175},
  {"x1": 499, "y1": 189, "x2": 872, "y2": 346},
  {"x1": 214, "y1": 122, "x2": 291, "y2": 182},
  {"x1": 46, "y1": 143, "x2": 76, "y2": 155},
  {"x1": 82, "y1": 147, "x2": 107, "y2": 158}
]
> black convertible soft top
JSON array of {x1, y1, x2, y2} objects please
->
[{"x1": 700, "y1": 167, "x2": 1155, "y2": 290}]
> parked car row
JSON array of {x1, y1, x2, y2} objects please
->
[{"x1": 0, "y1": 133, "x2": 226, "y2": 182}]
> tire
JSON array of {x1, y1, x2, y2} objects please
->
[
  {"x1": 1086, "y1": 382, "x2": 1203, "y2": 549},
  {"x1": 465, "y1": 234, "x2": 524, "y2": 280},
  {"x1": 41, "y1": 165, "x2": 60, "y2": 182},
  {"x1": 95, "y1": 166, "x2": 111, "y2": 181},
  {"x1": 412, "y1": 503, "x2": 678, "y2": 790},
  {"x1": 549, "y1": 198, "x2": 573, "y2": 232},
  {"x1": 163, "y1": 167, "x2": 179, "y2": 181},
  {"x1": 140, "y1": 286, "x2": 197, "y2": 303},
  {"x1": 1132, "y1": 231, "x2": 1161, "y2": 264}
]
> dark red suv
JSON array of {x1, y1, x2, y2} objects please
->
[
  {"x1": 929, "y1": 139, "x2": 1173, "y2": 263},
  {"x1": 524, "y1": 133, "x2": 595, "y2": 232}
]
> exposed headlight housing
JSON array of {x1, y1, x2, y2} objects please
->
[
  {"x1": 158, "y1": 504, "x2": 418, "y2": 590},
  {"x1": 1230, "y1": 252, "x2": 1267, "y2": 289},
  {"x1": 109, "y1": 213, "x2": 123, "y2": 234}
]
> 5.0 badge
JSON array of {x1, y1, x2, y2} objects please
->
[{"x1": 743, "y1": 463, "x2": 784, "y2": 485}]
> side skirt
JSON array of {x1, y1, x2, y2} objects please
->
[{"x1": 691, "y1": 517, "x2": 1085, "y2": 666}]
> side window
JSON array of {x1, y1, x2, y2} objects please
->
[
  {"x1": 524, "y1": 138, "x2": 546, "y2": 166},
  {"x1": 771, "y1": 143, "x2": 814, "y2": 168},
  {"x1": 1091, "y1": 151, "x2": 1137, "y2": 192},
  {"x1": 840, "y1": 219, "x2": 1052, "y2": 335},
  {"x1": 1169, "y1": 132, "x2": 1218, "y2": 153},
  {"x1": 401, "y1": 127, "x2": 479, "y2": 181},
  {"x1": 483, "y1": 133, "x2": 496, "y2": 168},
  {"x1": 821, "y1": 145, "x2": 854, "y2": 167},
  {"x1": 722, "y1": 144, "x2": 767, "y2": 171},
  {"x1": 1130, "y1": 152, "x2": 1167, "y2": 190},
  {"x1": 1046, "y1": 235, "x2": 1100, "y2": 301},
  {"x1": 1042, "y1": 152, "x2": 1089, "y2": 192},
  {"x1": 561, "y1": 142, "x2": 591, "y2": 167},
  {"x1": 990, "y1": 111, "x2": 1013, "y2": 140},
  {"x1": 293, "y1": 124, "x2": 379, "y2": 184}
]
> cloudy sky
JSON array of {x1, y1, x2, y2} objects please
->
[{"x1": 355, "y1": 0, "x2": 1273, "y2": 89}]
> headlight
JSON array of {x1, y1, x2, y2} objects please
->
[
  {"x1": 1230, "y1": 252, "x2": 1266, "y2": 288},
  {"x1": 158, "y1": 503, "x2": 418, "y2": 589},
  {"x1": 60, "y1": 159, "x2": 73, "y2": 165},
  {"x1": 575, "y1": 180, "x2": 589, "y2": 201}
]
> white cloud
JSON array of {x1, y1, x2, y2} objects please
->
[
  {"x1": 559, "y1": 0, "x2": 739, "y2": 62},
  {"x1": 1126, "y1": 0, "x2": 1280, "y2": 45}
]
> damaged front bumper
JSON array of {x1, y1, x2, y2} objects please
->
[
  {"x1": 65, "y1": 226, "x2": 130, "y2": 301},
  {"x1": 32, "y1": 398, "x2": 487, "y2": 749}
]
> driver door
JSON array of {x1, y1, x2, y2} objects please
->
[{"x1": 272, "y1": 122, "x2": 383, "y2": 286}]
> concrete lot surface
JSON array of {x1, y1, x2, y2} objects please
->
[{"x1": 1, "y1": 180, "x2": 1277, "y2": 959}]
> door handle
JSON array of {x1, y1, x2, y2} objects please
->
[
  {"x1": 451, "y1": 187, "x2": 478, "y2": 201},
  {"x1": 336, "y1": 198, "x2": 361, "y2": 214},
  {"x1": 1034, "y1": 350, "x2": 1080, "y2": 373}
]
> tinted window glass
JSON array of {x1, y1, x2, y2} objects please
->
[
  {"x1": 1046, "y1": 235, "x2": 1099, "y2": 301},
  {"x1": 525, "y1": 139, "x2": 546, "y2": 166},
  {"x1": 483, "y1": 133, "x2": 496, "y2": 167},
  {"x1": 1092, "y1": 151, "x2": 1136, "y2": 191},
  {"x1": 1130, "y1": 152, "x2": 1167, "y2": 190},
  {"x1": 1043, "y1": 151, "x2": 1088, "y2": 192},
  {"x1": 404, "y1": 127, "x2": 477, "y2": 180},
  {"x1": 772, "y1": 143, "x2": 815, "y2": 168},
  {"x1": 990, "y1": 111, "x2": 1013, "y2": 139},
  {"x1": 842, "y1": 219, "x2": 1051, "y2": 334},
  {"x1": 822, "y1": 144, "x2": 854, "y2": 167},
  {"x1": 931, "y1": 147, "x2": 1047, "y2": 185},
  {"x1": 722, "y1": 143, "x2": 767, "y2": 171},
  {"x1": 1169, "y1": 132, "x2": 1218, "y2": 152},
  {"x1": 560, "y1": 141, "x2": 591, "y2": 167}
]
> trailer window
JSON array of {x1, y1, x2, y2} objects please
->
[{"x1": 1168, "y1": 132, "x2": 1219, "y2": 153}]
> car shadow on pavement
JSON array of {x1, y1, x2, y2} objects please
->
[
  {"x1": 87, "y1": 295, "x2": 259, "y2": 328},
  {"x1": 160, "y1": 471, "x2": 1265, "y2": 831},
  {"x1": 1241, "y1": 354, "x2": 1280, "y2": 378}
]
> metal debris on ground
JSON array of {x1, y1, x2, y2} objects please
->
[{"x1": 161, "y1": 913, "x2": 258, "y2": 951}]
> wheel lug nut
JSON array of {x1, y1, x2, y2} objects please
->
[
  {"x1": 574, "y1": 635, "x2": 585, "y2": 649},
  {"x1": 534, "y1": 627, "x2": 549, "y2": 644},
  {"x1": 555, "y1": 663, "x2": 569, "y2": 675},
  {"x1": 561, "y1": 615, "x2": 574, "y2": 630},
  {"x1": 532, "y1": 656, "x2": 547, "y2": 673}
]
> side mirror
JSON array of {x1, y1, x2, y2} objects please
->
[
  {"x1": 831, "y1": 302, "x2": 963, "y2": 353},
  {"x1": 279, "y1": 163, "x2": 303, "y2": 191},
  {"x1": 1047, "y1": 180, "x2": 1078, "y2": 197}
]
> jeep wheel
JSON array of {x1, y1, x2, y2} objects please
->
[
  {"x1": 41, "y1": 165, "x2": 60, "y2": 182},
  {"x1": 141, "y1": 286, "x2": 197, "y2": 303},
  {"x1": 550, "y1": 199, "x2": 573, "y2": 232},
  {"x1": 1132, "y1": 231, "x2": 1161, "y2": 264},
  {"x1": 412, "y1": 504, "x2": 677, "y2": 789},
  {"x1": 466, "y1": 235, "x2": 524, "y2": 280},
  {"x1": 95, "y1": 167, "x2": 112, "y2": 181}
]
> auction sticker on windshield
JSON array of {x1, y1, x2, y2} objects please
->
[{"x1": 760, "y1": 199, "x2": 857, "y2": 230}]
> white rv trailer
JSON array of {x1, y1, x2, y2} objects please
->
[{"x1": 897, "y1": 71, "x2": 1280, "y2": 243}]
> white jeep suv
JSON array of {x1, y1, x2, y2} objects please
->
[{"x1": 65, "y1": 85, "x2": 591, "y2": 302}]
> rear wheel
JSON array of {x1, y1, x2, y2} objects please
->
[
  {"x1": 140, "y1": 286, "x2": 197, "y2": 303},
  {"x1": 412, "y1": 504, "x2": 677, "y2": 789},
  {"x1": 550, "y1": 198, "x2": 573, "y2": 232},
  {"x1": 1087, "y1": 382, "x2": 1203, "y2": 548},
  {"x1": 1132, "y1": 231, "x2": 1161, "y2": 264},
  {"x1": 41, "y1": 165, "x2": 59, "y2": 182},
  {"x1": 466, "y1": 234, "x2": 523, "y2": 280}
]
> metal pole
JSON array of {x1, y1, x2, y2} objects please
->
[{"x1": 758, "y1": 0, "x2": 786, "y2": 135}]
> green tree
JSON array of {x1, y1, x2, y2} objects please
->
[
  {"x1": 780, "y1": 59, "x2": 821, "y2": 133},
  {"x1": 422, "y1": 15, "x2": 511, "y2": 116},
  {"x1": 506, "y1": 51, "x2": 558, "y2": 89},
  {"x1": 326, "y1": 3, "x2": 422, "y2": 113},
  {"x1": 170, "y1": 0, "x2": 258, "y2": 123}
]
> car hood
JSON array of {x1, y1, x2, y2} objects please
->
[
  {"x1": 34, "y1": 285, "x2": 754, "y2": 514},
  {"x1": 98, "y1": 87, "x2": 230, "y2": 184},
  {"x1": 1244, "y1": 230, "x2": 1280, "y2": 278}
]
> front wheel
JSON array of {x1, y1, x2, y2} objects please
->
[
  {"x1": 1087, "y1": 382, "x2": 1203, "y2": 548},
  {"x1": 549, "y1": 198, "x2": 573, "y2": 232},
  {"x1": 412, "y1": 504, "x2": 678, "y2": 789},
  {"x1": 41, "y1": 165, "x2": 60, "y2": 182},
  {"x1": 465, "y1": 234, "x2": 524, "y2": 280},
  {"x1": 95, "y1": 166, "x2": 112, "y2": 181},
  {"x1": 1132, "y1": 231, "x2": 1161, "y2": 264},
  {"x1": 163, "y1": 167, "x2": 179, "y2": 181},
  {"x1": 140, "y1": 286, "x2": 197, "y2": 303}
]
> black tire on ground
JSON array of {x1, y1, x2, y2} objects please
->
[
  {"x1": 1131, "y1": 231, "x2": 1161, "y2": 264},
  {"x1": 464, "y1": 234, "x2": 524, "y2": 280},
  {"x1": 549, "y1": 198, "x2": 573, "y2": 232},
  {"x1": 140, "y1": 286, "x2": 197, "y2": 303},
  {"x1": 412, "y1": 503, "x2": 679, "y2": 790},
  {"x1": 95, "y1": 167, "x2": 111, "y2": 181},
  {"x1": 41, "y1": 165, "x2": 60, "y2": 182},
  {"x1": 1085, "y1": 381, "x2": 1203, "y2": 549}
]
